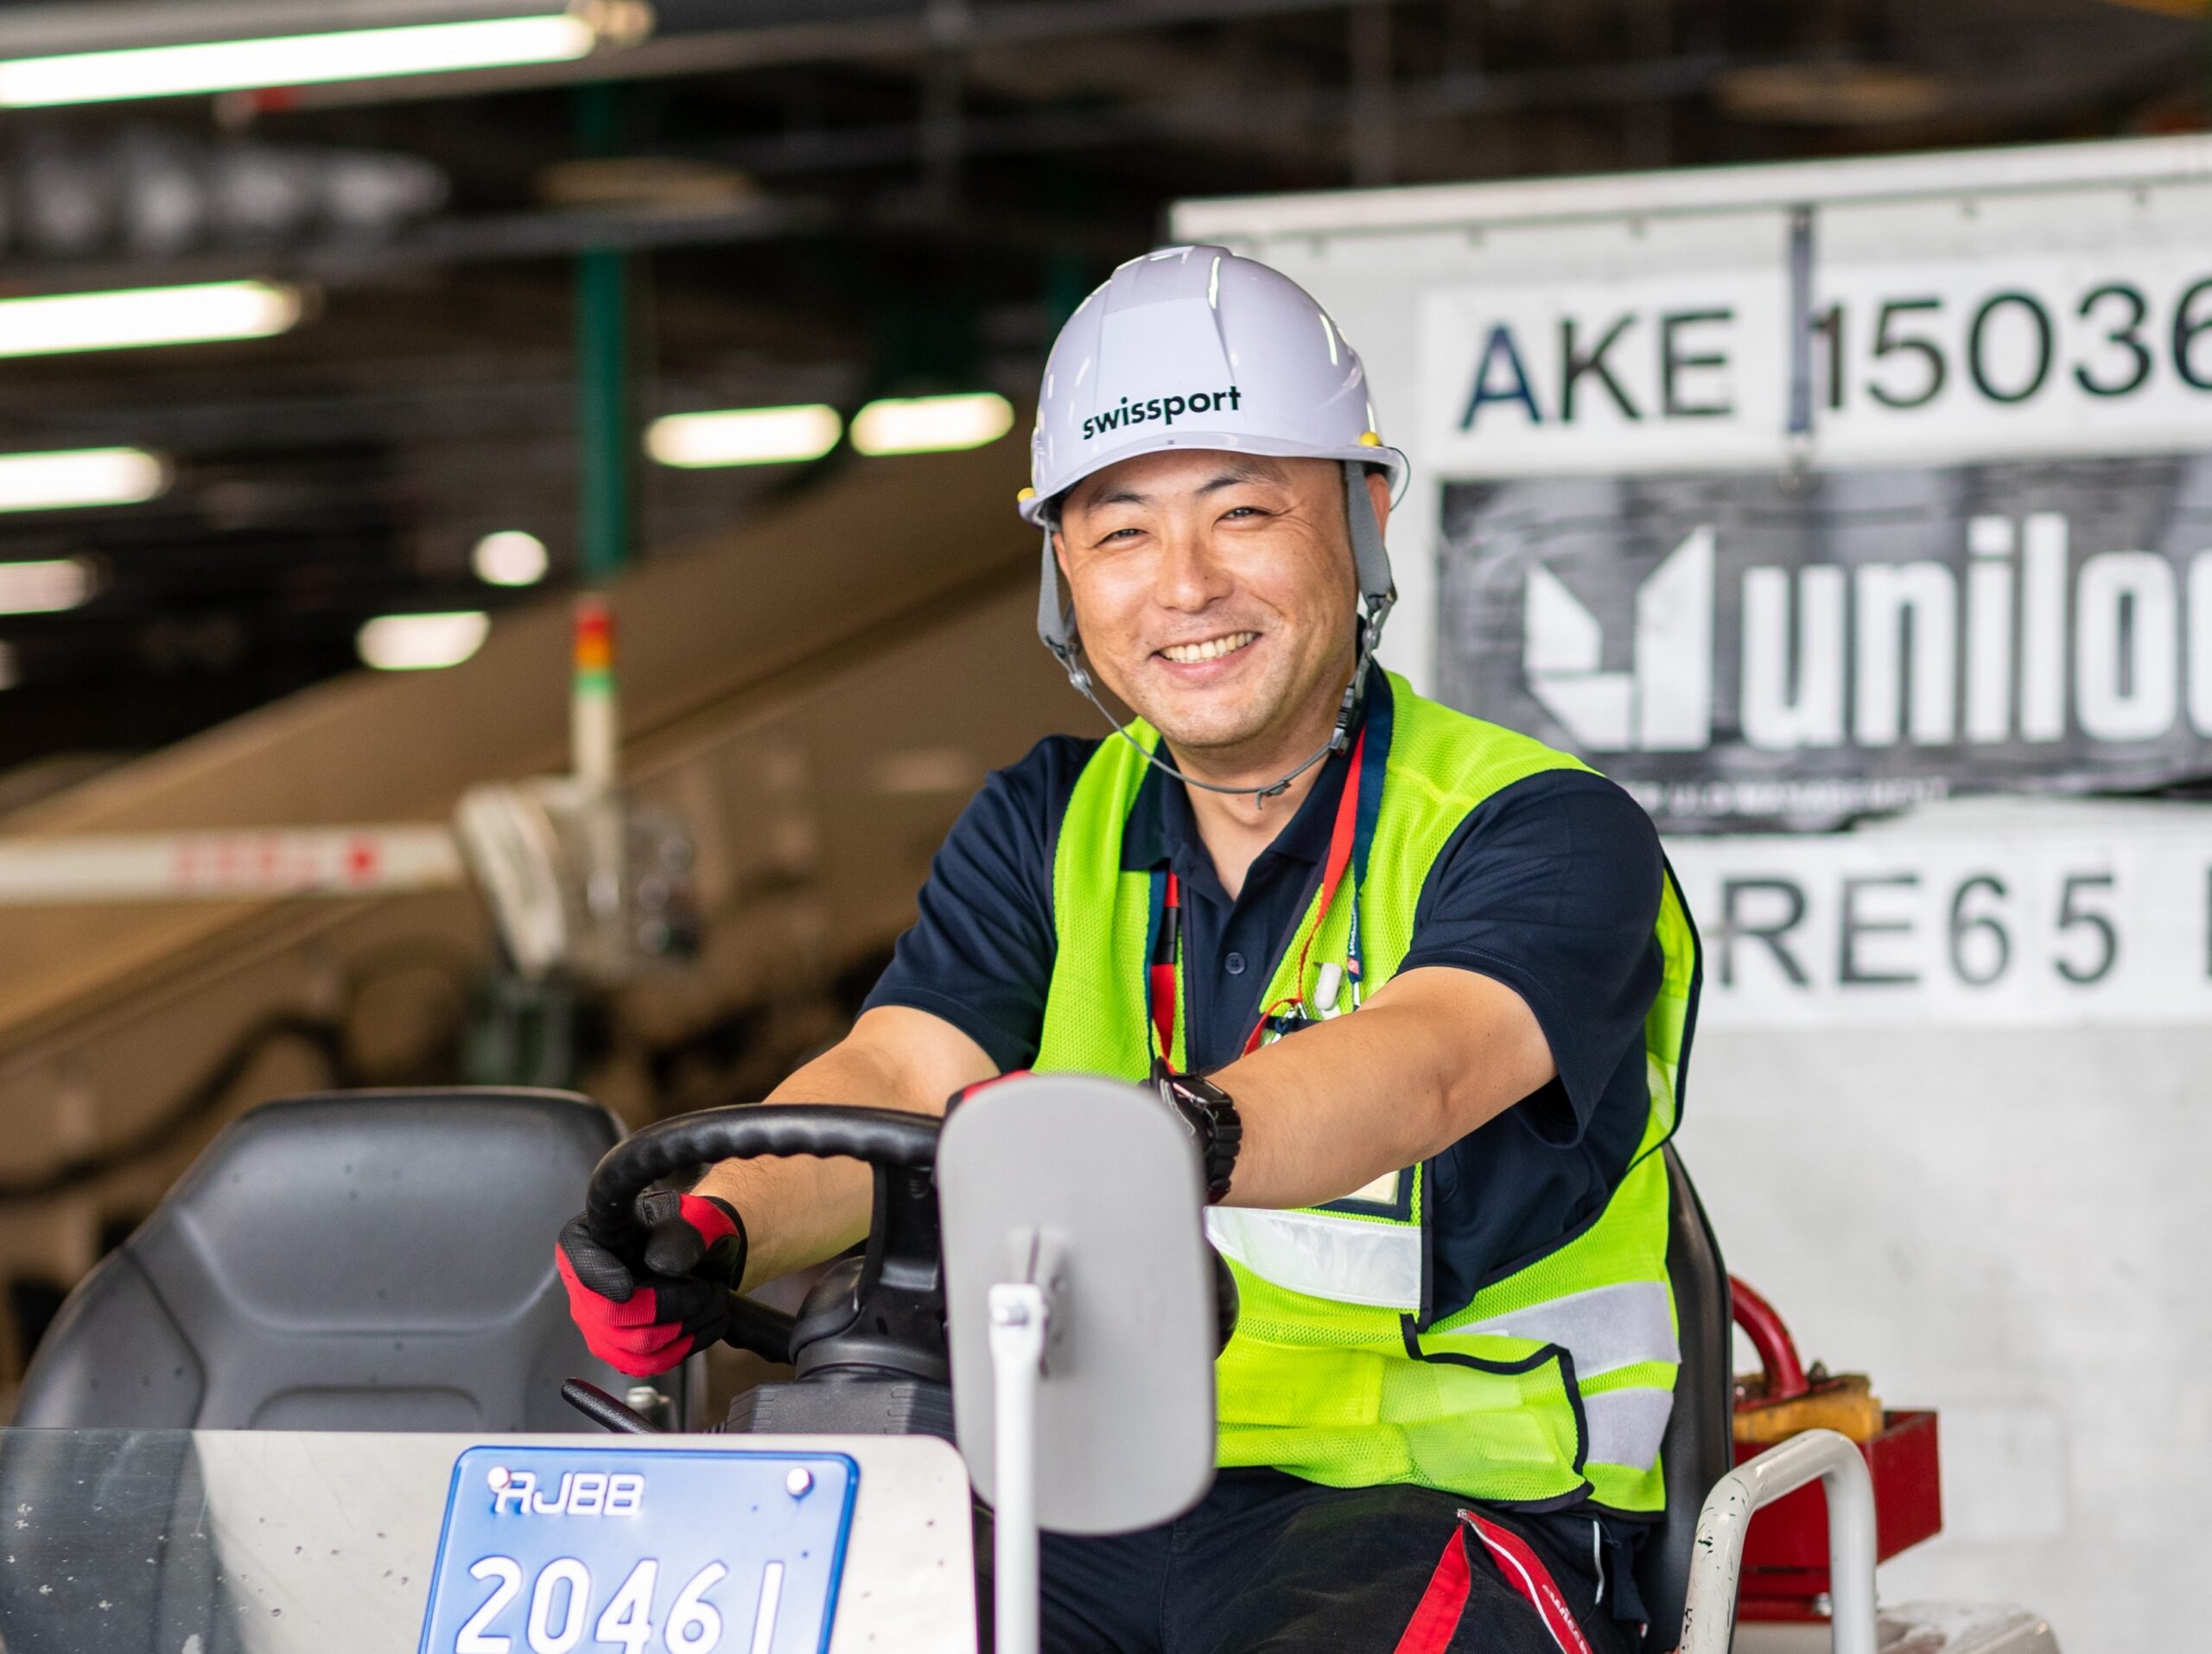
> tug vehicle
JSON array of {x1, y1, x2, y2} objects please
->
[{"x1": 0, "y1": 1081, "x2": 2056, "y2": 1654}]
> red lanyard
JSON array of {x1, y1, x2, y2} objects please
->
[{"x1": 1147, "y1": 728, "x2": 1370, "y2": 1067}]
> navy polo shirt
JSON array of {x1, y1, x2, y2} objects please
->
[{"x1": 864, "y1": 674, "x2": 1670, "y2": 1611}]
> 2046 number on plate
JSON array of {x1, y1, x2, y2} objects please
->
[{"x1": 453, "y1": 1555, "x2": 772, "y2": 1654}]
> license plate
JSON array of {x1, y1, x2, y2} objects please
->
[{"x1": 417, "y1": 1446, "x2": 857, "y2": 1654}]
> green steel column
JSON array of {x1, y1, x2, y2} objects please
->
[
  {"x1": 466, "y1": 81, "x2": 632, "y2": 1091},
  {"x1": 575, "y1": 82, "x2": 632, "y2": 583}
]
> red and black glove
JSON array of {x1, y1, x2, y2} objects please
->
[
  {"x1": 556, "y1": 1192, "x2": 747, "y2": 1377},
  {"x1": 944, "y1": 1070, "x2": 1031, "y2": 1112}
]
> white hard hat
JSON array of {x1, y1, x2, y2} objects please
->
[
  {"x1": 1023, "y1": 245, "x2": 1404, "y2": 677},
  {"x1": 1018, "y1": 244, "x2": 1408, "y2": 525}
]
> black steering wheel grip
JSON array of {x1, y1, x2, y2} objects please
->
[
  {"x1": 585, "y1": 1104, "x2": 940, "y2": 1253},
  {"x1": 583, "y1": 1104, "x2": 944, "y2": 1368}
]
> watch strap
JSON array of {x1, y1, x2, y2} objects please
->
[{"x1": 1161, "y1": 1072, "x2": 1243, "y2": 1204}]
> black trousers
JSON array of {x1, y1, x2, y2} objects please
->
[{"x1": 1007, "y1": 1470, "x2": 1637, "y2": 1654}]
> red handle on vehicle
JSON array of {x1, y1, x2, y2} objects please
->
[{"x1": 1729, "y1": 1274, "x2": 1810, "y2": 1403}]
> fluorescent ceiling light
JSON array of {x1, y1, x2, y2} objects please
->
[
  {"x1": 1714, "y1": 61, "x2": 1948, "y2": 126},
  {"x1": 0, "y1": 15, "x2": 596, "y2": 109},
  {"x1": 472, "y1": 529, "x2": 549, "y2": 587},
  {"x1": 851, "y1": 392, "x2": 1015, "y2": 456},
  {"x1": 358, "y1": 610, "x2": 490, "y2": 671},
  {"x1": 0, "y1": 281, "x2": 301, "y2": 359},
  {"x1": 0, "y1": 557, "x2": 97, "y2": 614},
  {"x1": 0, "y1": 448, "x2": 168, "y2": 512},
  {"x1": 646, "y1": 404, "x2": 842, "y2": 468}
]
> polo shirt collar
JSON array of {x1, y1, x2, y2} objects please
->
[{"x1": 1119, "y1": 670, "x2": 1391, "y2": 876}]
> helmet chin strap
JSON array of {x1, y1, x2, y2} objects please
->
[{"x1": 1039, "y1": 462, "x2": 1397, "y2": 805}]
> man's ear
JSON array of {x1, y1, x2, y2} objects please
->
[
  {"x1": 1363, "y1": 468, "x2": 1392, "y2": 542},
  {"x1": 1050, "y1": 527, "x2": 1084, "y2": 649},
  {"x1": 1052, "y1": 527, "x2": 1077, "y2": 615}
]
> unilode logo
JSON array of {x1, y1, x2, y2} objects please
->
[
  {"x1": 1522, "y1": 512, "x2": 2212, "y2": 754},
  {"x1": 486, "y1": 1465, "x2": 645, "y2": 1517},
  {"x1": 1082, "y1": 385, "x2": 1242, "y2": 441}
]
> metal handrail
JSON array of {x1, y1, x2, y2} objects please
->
[{"x1": 1678, "y1": 1428, "x2": 1879, "y2": 1654}]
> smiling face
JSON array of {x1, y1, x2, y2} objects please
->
[{"x1": 1053, "y1": 449, "x2": 1384, "y2": 767}]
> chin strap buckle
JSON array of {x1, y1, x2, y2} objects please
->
[{"x1": 1327, "y1": 590, "x2": 1394, "y2": 754}]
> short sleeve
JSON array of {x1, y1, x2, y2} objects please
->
[
  {"x1": 1398, "y1": 770, "x2": 1664, "y2": 1146},
  {"x1": 861, "y1": 735, "x2": 1094, "y2": 1072}
]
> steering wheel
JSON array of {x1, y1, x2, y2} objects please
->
[
  {"x1": 567, "y1": 1095, "x2": 1240, "y2": 1436},
  {"x1": 584, "y1": 1104, "x2": 948, "y2": 1384}
]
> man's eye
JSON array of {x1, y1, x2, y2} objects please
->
[{"x1": 1222, "y1": 506, "x2": 1265, "y2": 520}]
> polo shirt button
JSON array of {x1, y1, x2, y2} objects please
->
[{"x1": 1225, "y1": 952, "x2": 1246, "y2": 975}]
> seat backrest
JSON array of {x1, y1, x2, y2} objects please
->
[
  {"x1": 15, "y1": 1088, "x2": 667, "y2": 1432},
  {"x1": 1631, "y1": 1145, "x2": 1733, "y2": 1652}
]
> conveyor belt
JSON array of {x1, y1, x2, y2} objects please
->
[{"x1": 0, "y1": 436, "x2": 1075, "y2": 1378}]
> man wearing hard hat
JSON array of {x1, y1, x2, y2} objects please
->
[{"x1": 563, "y1": 245, "x2": 1700, "y2": 1654}]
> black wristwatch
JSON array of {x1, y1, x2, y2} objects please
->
[{"x1": 1155, "y1": 1069, "x2": 1243, "y2": 1205}]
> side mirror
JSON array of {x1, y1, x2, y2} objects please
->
[{"x1": 938, "y1": 1074, "x2": 1219, "y2": 1654}]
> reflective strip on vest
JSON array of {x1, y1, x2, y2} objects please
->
[
  {"x1": 1205, "y1": 1205, "x2": 1423, "y2": 1310},
  {"x1": 1582, "y1": 1386, "x2": 1675, "y2": 1474},
  {"x1": 1450, "y1": 1280, "x2": 1678, "y2": 1382}
]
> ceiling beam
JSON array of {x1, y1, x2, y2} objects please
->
[
  {"x1": 273, "y1": 0, "x2": 1405, "y2": 108},
  {"x1": 719, "y1": 53, "x2": 1735, "y2": 177},
  {"x1": 0, "y1": 196, "x2": 829, "y2": 296}
]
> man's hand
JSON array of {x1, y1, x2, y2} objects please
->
[{"x1": 556, "y1": 1193, "x2": 747, "y2": 1377}]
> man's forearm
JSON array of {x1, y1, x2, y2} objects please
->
[
  {"x1": 687, "y1": 1005, "x2": 997, "y2": 1290},
  {"x1": 691, "y1": 1043, "x2": 921, "y2": 1290},
  {"x1": 1209, "y1": 966, "x2": 1555, "y2": 1211}
]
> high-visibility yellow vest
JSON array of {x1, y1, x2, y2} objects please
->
[{"x1": 1033, "y1": 673, "x2": 1700, "y2": 1514}]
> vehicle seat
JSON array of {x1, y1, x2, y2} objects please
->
[
  {"x1": 1631, "y1": 1146, "x2": 1734, "y2": 1653},
  {"x1": 15, "y1": 1088, "x2": 679, "y2": 1431}
]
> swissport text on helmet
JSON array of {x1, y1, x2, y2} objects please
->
[{"x1": 1080, "y1": 386, "x2": 1243, "y2": 442}]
